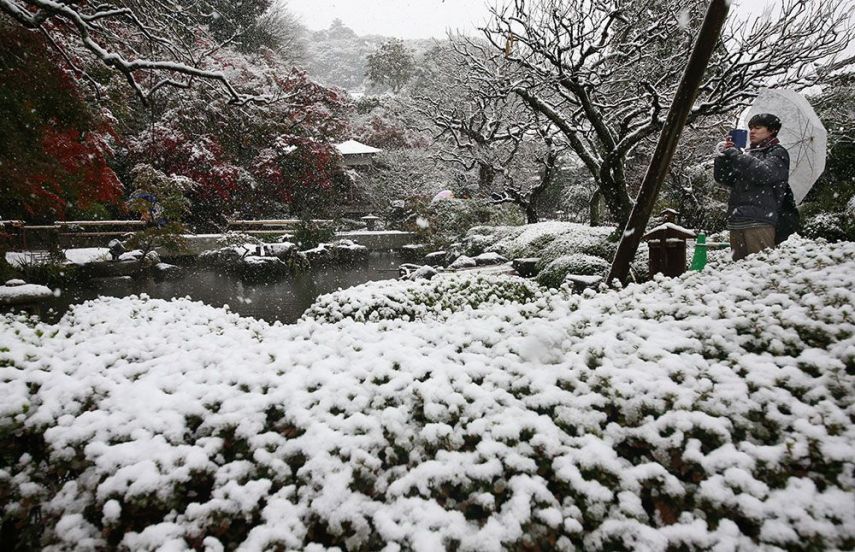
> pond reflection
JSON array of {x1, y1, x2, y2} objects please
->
[{"x1": 14, "y1": 252, "x2": 407, "y2": 324}]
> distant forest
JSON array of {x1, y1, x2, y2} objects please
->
[{"x1": 300, "y1": 18, "x2": 434, "y2": 92}]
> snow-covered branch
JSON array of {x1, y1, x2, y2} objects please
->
[{"x1": 0, "y1": 0, "x2": 274, "y2": 105}]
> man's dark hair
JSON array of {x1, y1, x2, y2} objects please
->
[{"x1": 748, "y1": 113, "x2": 782, "y2": 134}]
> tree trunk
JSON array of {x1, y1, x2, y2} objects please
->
[
  {"x1": 525, "y1": 204, "x2": 538, "y2": 224},
  {"x1": 589, "y1": 190, "x2": 602, "y2": 226},
  {"x1": 598, "y1": 170, "x2": 633, "y2": 228},
  {"x1": 478, "y1": 163, "x2": 495, "y2": 196}
]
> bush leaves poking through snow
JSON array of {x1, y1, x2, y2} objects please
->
[
  {"x1": 302, "y1": 273, "x2": 544, "y2": 323},
  {"x1": 0, "y1": 237, "x2": 853, "y2": 551}
]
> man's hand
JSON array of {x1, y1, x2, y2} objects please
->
[{"x1": 721, "y1": 134, "x2": 740, "y2": 158}]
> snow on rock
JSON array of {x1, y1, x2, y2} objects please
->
[
  {"x1": 448, "y1": 255, "x2": 477, "y2": 270},
  {"x1": 153, "y1": 263, "x2": 182, "y2": 280},
  {"x1": 537, "y1": 254, "x2": 610, "y2": 288},
  {"x1": 406, "y1": 265, "x2": 438, "y2": 281},
  {"x1": 424, "y1": 251, "x2": 448, "y2": 266},
  {"x1": 64, "y1": 248, "x2": 111, "y2": 265},
  {"x1": 1, "y1": 237, "x2": 853, "y2": 550},
  {"x1": 473, "y1": 252, "x2": 508, "y2": 266},
  {"x1": 259, "y1": 242, "x2": 298, "y2": 258},
  {"x1": 0, "y1": 282, "x2": 53, "y2": 305}
]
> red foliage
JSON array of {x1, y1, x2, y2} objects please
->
[
  {"x1": 125, "y1": 52, "x2": 352, "y2": 219},
  {"x1": 131, "y1": 126, "x2": 241, "y2": 203},
  {"x1": 252, "y1": 136, "x2": 342, "y2": 211},
  {"x1": 0, "y1": 26, "x2": 123, "y2": 221}
]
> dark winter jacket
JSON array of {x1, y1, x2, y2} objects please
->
[{"x1": 714, "y1": 140, "x2": 791, "y2": 227}]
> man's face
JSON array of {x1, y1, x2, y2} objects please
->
[{"x1": 749, "y1": 125, "x2": 774, "y2": 146}]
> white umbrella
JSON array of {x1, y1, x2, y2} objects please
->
[
  {"x1": 738, "y1": 88, "x2": 827, "y2": 205},
  {"x1": 431, "y1": 189, "x2": 455, "y2": 202}
]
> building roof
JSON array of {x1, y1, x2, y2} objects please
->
[{"x1": 335, "y1": 140, "x2": 381, "y2": 156}]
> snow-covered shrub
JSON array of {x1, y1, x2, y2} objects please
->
[
  {"x1": 303, "y1": 273, "x2": 544, "y2": 323},
  {"x1": 1, "y1": 237, "x2": 854, "y2": 551},
  {"x1": 292, "y1": 220, "x2": 336, "y2": 250},
  {"x1": 462, "y1": 222, "x2": 648, "y2": 283},
  {"x1": 413, "y1": 199, "x2": 524, "y2": 250},
  {"x1": 465, "y1": 222, "x2": 617, "y2": 267},
  {"x1": 215, "y1": 231, "x2": 261, "y2": 248},
  {"x1": 533, "y1": 225, "x2": 617, "y2": 265},
  {"x1": 7, "y1": 251, "x2": 77, "y2": 287},
  {"x1": 802, "y1": 212, "x2": 853, "y2": 242},
  {"x1": 461, "y1": 225, "x2": 526, "y2": 256},
  {"x1": 536, "y1": 254, "x2": 610, "y2": 288}
]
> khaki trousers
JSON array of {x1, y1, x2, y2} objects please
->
[{"x1": 730, "y1": 225, "x2": 776, "y2": 261}]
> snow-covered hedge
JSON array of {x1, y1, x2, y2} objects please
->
[
  {"x1": 303, "y1": 273, "x2": 544, "y2": 323},
  {"x1": 536, "y1": 254, "x2": 610, "y2": 288},
  {"x1": 463, "y1": 222, "x2": 651, "y2": 282},
  {"x1": 802, "y1": 212, "x2": 854, "y2": 242},
  {"x1": 1, "y1": 237, "x2": 853, "y2": 551},
  {"x1": 463, "y1": 221, "x2": 610, "y2": 260},
  {"x1": 414, "y1": 199, "x2": 524, "y2": 249}
]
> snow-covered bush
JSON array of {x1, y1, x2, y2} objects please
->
[
  {"x1": 413, "y1": 199, "x2": 524, "y2": 249},
  {"x1": 536, "y1": 254, "x2": 610, "y2": 288},
  {"x1": 461, "y1": 224, "x2": 526, "y2": 256},
  {"x1": 215, "y1": 232, "x2": 262, "y2": 248},
  {"x1": 533, "y1": 225, "x2": 617, "y2": 263},
  {"x1": 1, "y1": 237, "x2": 853, "y2": 550},
  {"x1": 462, "y1": 222, "x2": 654, "y2": 283},
  {"x1": 303, "y1": 273, "x2": 544, "y2": 323},
  {"x1": 464, "y1": 222, "x2": 616, "y2": 264},
  {"x1": 801, "y1": 212, "x2": 853, "y2": 242}
]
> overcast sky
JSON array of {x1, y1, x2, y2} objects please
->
[
  {"x1": 284, "y1": 0, "x2": 508, "y2": 39},
  {"x1": 283, "y1": 0, "x2": 777, "y2": 40}
]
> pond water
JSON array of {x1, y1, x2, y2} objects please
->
[{"x1": 11, "y1": 252, "x2": 408, "y2": 324}]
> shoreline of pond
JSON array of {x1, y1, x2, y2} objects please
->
[{"x1": 2, "y1": 251, "x2": 410, "y2": 324}]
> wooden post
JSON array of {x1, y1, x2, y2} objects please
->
[{"x1": 607, "y1": 0, "x2": 730, "y2": 285}]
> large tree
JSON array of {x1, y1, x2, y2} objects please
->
[
  {"x1": 413, "y1": 41, "x2": 567, "y2": 222},
  {"x1": 366, "y1": 38, "x2": 416, "y2": 94},
  {"x1": 461, "y1": 0, "x2": 854, "y2": 227},
  {"x1": 125, "y1": 48, "x2": 352, "y2": 227}
]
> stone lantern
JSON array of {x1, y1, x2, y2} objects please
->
[
  {"x1": 642, "y1": 210, "x2": 695, "y2": 278},
  {"x1": 361, "y1": 215, "x2": 381, "y2": 231}
]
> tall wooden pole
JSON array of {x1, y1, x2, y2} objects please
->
[{"x1": 607, "y1": 0, "x2": 730, "y2": 285}]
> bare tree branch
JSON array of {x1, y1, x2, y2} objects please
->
[{"x1": 0, "y1": 0, "x2": 274, "y2": 105}]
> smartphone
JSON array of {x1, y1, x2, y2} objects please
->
[{"x1": 728, "y1": 128, "x2": 748, "y2": 149}]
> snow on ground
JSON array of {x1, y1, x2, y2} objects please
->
[{"x1": 1, "y1": 237, "x2": 853, "y2": 550}]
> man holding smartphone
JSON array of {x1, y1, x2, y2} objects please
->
[{"x1": 713, "y1": 113, "x2": 795, "y2": 261}]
